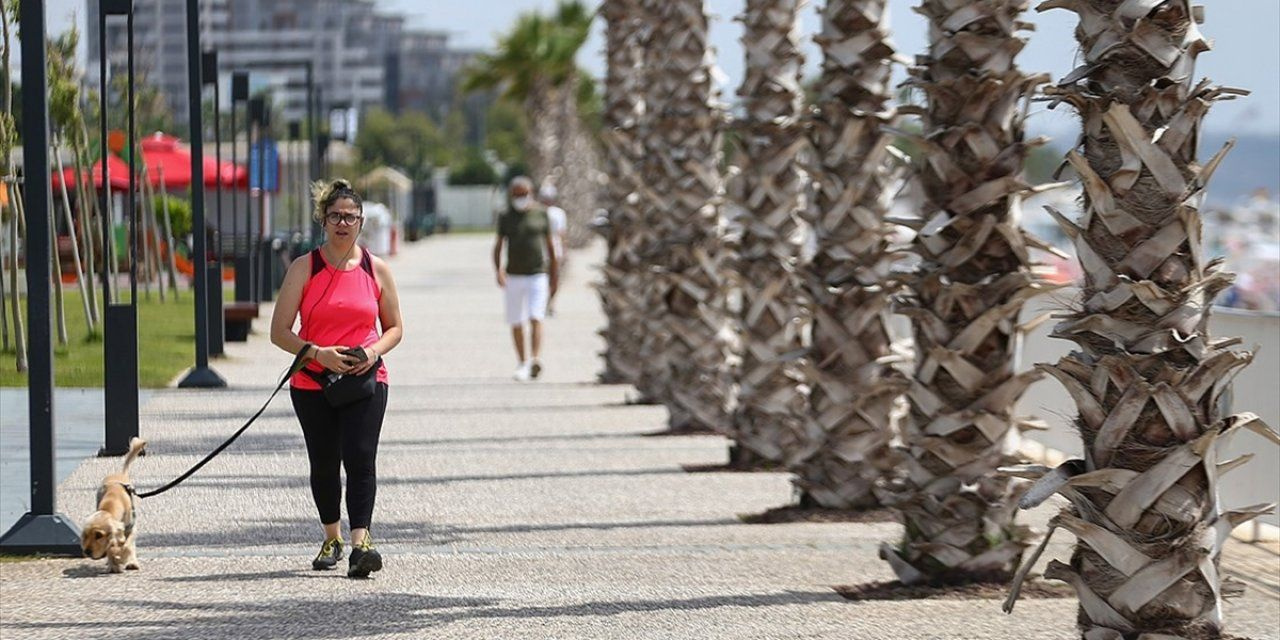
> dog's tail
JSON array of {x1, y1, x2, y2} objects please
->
[{"x1": 121, "y1": 437, "x2": 147, "y2": 474}]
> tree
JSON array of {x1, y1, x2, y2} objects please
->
[
  {"x1": 1004, "y1": 1, "x2": 1279, "y2": 637},
  {"x1": 880, "y1": 0, "x2": 1051, "y2": 585},
  {"x1": 793, "y1": 0, "x2": 907, "y2": 509},
  {"x1": 463, "y1": 1, "x2": 600, "y2": 248},
  {"x1": 726, "y1": 0, "x2": 812, "y2": 465},
  {"x1": 596, "y1": 0, "x2": 647, "y2": 385},
  {"x1": 48, "y1": 26, "x2": 96, "y2": 337},
  {"x1": 635, "y1": 0, "x2": 734, "y2": 433},
  {"x1": 1, "y1": 0, "x2": 25, "y2": 370},
  {"x1": 353, "y1": 107, "x2": 446, "y2": 182}
]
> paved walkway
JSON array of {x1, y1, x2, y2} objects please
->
[{"x1": 1, "y1": 235, "x2": 1276, "y2": 639}]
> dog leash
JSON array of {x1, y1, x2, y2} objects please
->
[{"x1": 137, "y1": 345, "x2": 313, "y2": 499}]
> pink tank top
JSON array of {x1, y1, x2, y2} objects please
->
[{"x1": 290, "y1": 247, "x2": 389, "y2": 390}]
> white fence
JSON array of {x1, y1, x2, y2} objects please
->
[{"x1": 435, "y1": 184, "x2": 502, "y2": 230}]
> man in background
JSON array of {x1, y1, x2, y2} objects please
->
[
  {"x1": 494, "y1": 177, "x2": 559, "y2": 381},
  {"x1": 539, "y1": 183, "x2": 568, "y2": 316}
]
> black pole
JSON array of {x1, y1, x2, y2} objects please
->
[
  {"x1": 246, "y1": 96, "x2": 262, "y2": 304},
  {"x1": 97, "y1": 3, "x2": 111, "y2": 304},
  {"x1": 178, "y1": 0, "x2": 224, "y2": 388},
  {"x1": 231, "y1": 72, "x2": 248, "y2": 302},
  {"x1": 306, "y1": 62, "x2": 320, "y2": 244},
  {"x1": 203, "y1": 50, "x2": 225, "y2": 356},
  {"x1": 101, "y1": 0, "x2": 140, "y2": 458},
  {"x1": 0, "y1": 0, "x2": 82, "y2": 555}
]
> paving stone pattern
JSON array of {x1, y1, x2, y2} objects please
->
[{"x1": 1, "y1": 236, "x2": 1276, "y2": 639}]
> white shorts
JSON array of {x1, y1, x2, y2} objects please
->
[{"x1": 504, "y1": 273, "x2": 549, "y2": 326}]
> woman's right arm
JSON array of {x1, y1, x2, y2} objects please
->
[{"x1": 270, "y1": 256, "x2": 313, "y2": 357}]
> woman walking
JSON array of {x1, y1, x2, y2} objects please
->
[{"x1": 270, "y1": 178, "x2": 404, "y2": 578}]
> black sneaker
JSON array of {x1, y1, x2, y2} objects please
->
[
  {"x1": 530, "y1": 360, "x2": 543, "y2": 379},
  {"x1": 312, "y1": 537, "x2": 344, "y2": 570},
  {"x1": 347, "y1": 535, "x2": 383, "y2": 578}
]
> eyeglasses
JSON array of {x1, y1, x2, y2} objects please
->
[{"x1": 325, "y1": 212, "x2": 363, "y2": 226}]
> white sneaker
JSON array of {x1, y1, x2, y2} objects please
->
[{"x1": 513, "y1": 362, "x2": 532, "y2": 382}]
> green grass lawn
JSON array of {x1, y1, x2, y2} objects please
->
[{"x1": 0, "y1": 290, "x2": 199, "y2": 388}]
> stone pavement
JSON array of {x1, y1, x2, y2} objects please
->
[{"x1": 1, "y1": 235, "x2": 1276, "y2": 639}]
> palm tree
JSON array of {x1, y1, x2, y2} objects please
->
[
  {"x1": 880, "y1": 0, "x2": 1051, "y2": 585},
  {"x1": 463, "y1": 2, "x2": 599, "y2": 246},
  {"x1": 597, "y1": 0, "x2": 647, "y2": 385},
  {"x1": 727, "y1": 0, "x2": 812, "y2": 464},
  {"x1": 636, "y1": 0, "x2": 734, "y2": 433},
  {"x1": 1003, "y1": 1, "x2": 1278, "y2": 636},
  {"x1": 793, "y1": 0, "x2": 907, "y2": 509}
]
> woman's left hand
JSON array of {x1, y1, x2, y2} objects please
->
[{"x1": 349, "y1": 346, "x2": 380, "y2": 376}]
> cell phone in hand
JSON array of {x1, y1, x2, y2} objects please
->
[{"x1": 340, "y1": 347, "x2": 368, "y2": 362}]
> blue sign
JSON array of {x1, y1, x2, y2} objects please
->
[{"x1": 248, "y1": 140, "x2": 280, "y2": 192}]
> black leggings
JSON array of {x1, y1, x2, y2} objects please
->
[{"x1": 290, "y1": 383, "x2": 388, "y2": 530}]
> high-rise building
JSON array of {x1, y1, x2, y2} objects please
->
[{"x1": 87, "y1": 0, "x2": 481, "y2": 132}]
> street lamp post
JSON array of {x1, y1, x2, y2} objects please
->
[
  {"x1": 201, "y1": 49, "x2": 225, "y2": 356},
  {"x1": 0, "y1": 0, "x2": 82, "y2": 555},
  {"x1": 100, "y1": 0, "x2": 141, "y2": 458},
  {"x1": 247, "y1": 95, "x2": 263, "y2": 303},
  {"x1": 230, "y1": 72, "x2": 249, "y2": 303},
  {"x1": 177, "y1": 0, "x2": 225, "y2": 388}
]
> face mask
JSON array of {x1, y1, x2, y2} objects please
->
[{"x1": 513, "y1": 196, "x2": 534, "y2": 211}]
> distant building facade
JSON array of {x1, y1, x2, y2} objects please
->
[{"x1": 88, "y1": 0, "x2": 483, "y2": 134}]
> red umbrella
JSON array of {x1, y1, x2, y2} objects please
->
[
  {"x1": 140, "y1": 131, "x2": 247, "y2": 189},
  {"x1": 51, "y1": 153, "x2": 133, "y2": 192}
]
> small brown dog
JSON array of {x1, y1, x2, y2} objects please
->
[{"x1": 81, "y1": 437, "x2": 146, "y2": 572}]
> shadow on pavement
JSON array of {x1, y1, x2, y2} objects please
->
[
  {"x1": 139, "y1": 514, "x2": 741, "y2": 550},
  {"x1": 161, "y1": 467, "x2": 690, "y2": 492},
  {"x1": 11, "y1": 590, "x2": 840, "y2": 639}
]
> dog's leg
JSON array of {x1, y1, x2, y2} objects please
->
[
  {"x1": 123, "y1": 532, "x2": 140, "y2": 570},
  {"x1": 108, "y1": 553, "x2": 125, "y2": 573}
]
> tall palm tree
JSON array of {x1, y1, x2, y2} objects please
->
[
  {"x1": 880, "y1": 0, "x2": 1051, "y2": 584},
  {"x1": 463, "y1": 2, "x2": 598, "y2": 242},
  {"x1": 1003, "y1": 1, "x2": 1278, "y2": 637},
  {"x1": 794, "y1": 0, "x2": 907, "y2": 509},
  {"x1": 597, "y1": 0, "x2": 647, "y2": 385},
  {"x1": 728, "y1": 0, "x2": 812, "y2": 464},
  {"x1": 636, "y1": 0, "x2": 734, "y2": 433}
]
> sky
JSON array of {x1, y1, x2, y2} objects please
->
[{"x1": 28, "y1": 0, "x2": 1280, "y2": 135}]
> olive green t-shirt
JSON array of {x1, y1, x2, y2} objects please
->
[{"x1": 498, "y1": 206, "x2": 550, "y2": 275}]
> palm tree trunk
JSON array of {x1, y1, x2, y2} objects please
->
[
  {"x1": 157, "y1": 169, "x2": 180, "y2": 299},
  {"x1": 1002, "y1": 2, "x2": 1278, "y2": 637},
  {"x1": 794, "y1": 0, "x2": 907, "y2": 509},
  {"x1": 728, "y1": 0, "x2": 812, "y2": 464},
  {"x1": 72, "y1": 137, "x2": 99, "y2": 326},
  {"x1": 39, "y1": 190, "x2": 70, "y2": 346},
  {"x1": 6, "y1": 195, "x2": 24, "y2": 370},
  {"x1": 54, "y1": 136, "x2": 95, "y2": 333},
  {"x1": 638, "y1": 0, "x2": 734, "y2": 432},
  {"x1": 598, "y1": 0, "x2": 647, "y2": 385},
  {"x1": 880, "y1": 0, "x2": 1049, "y2": 585},
  {"x1": 524, "y1": 81, "x2": 559, "y2": 183}
]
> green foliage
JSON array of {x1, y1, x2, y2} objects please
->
[
  {"x1": 461, "y1": 1, "x2": 593, "y2": 102},
  {"x1": 448, "y1": 148, "x2": 500, "y2": 186},
  {"x1": 484, "y1": 97, "x2": 527, "y2": 166},
  {"x1": 155, "y1": 192, "x2": 192, "y2": 239},
  {"x1": 354, "y1": 107, "x2": 450, "y2": 182}
]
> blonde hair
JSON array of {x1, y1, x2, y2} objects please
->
[{"x1": 310, "y1": 178, "x2": 363, "y2": 223}]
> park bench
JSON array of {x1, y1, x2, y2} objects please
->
[{"x1": 223, "y1": 301, "x2": 259, "y2": 342}]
